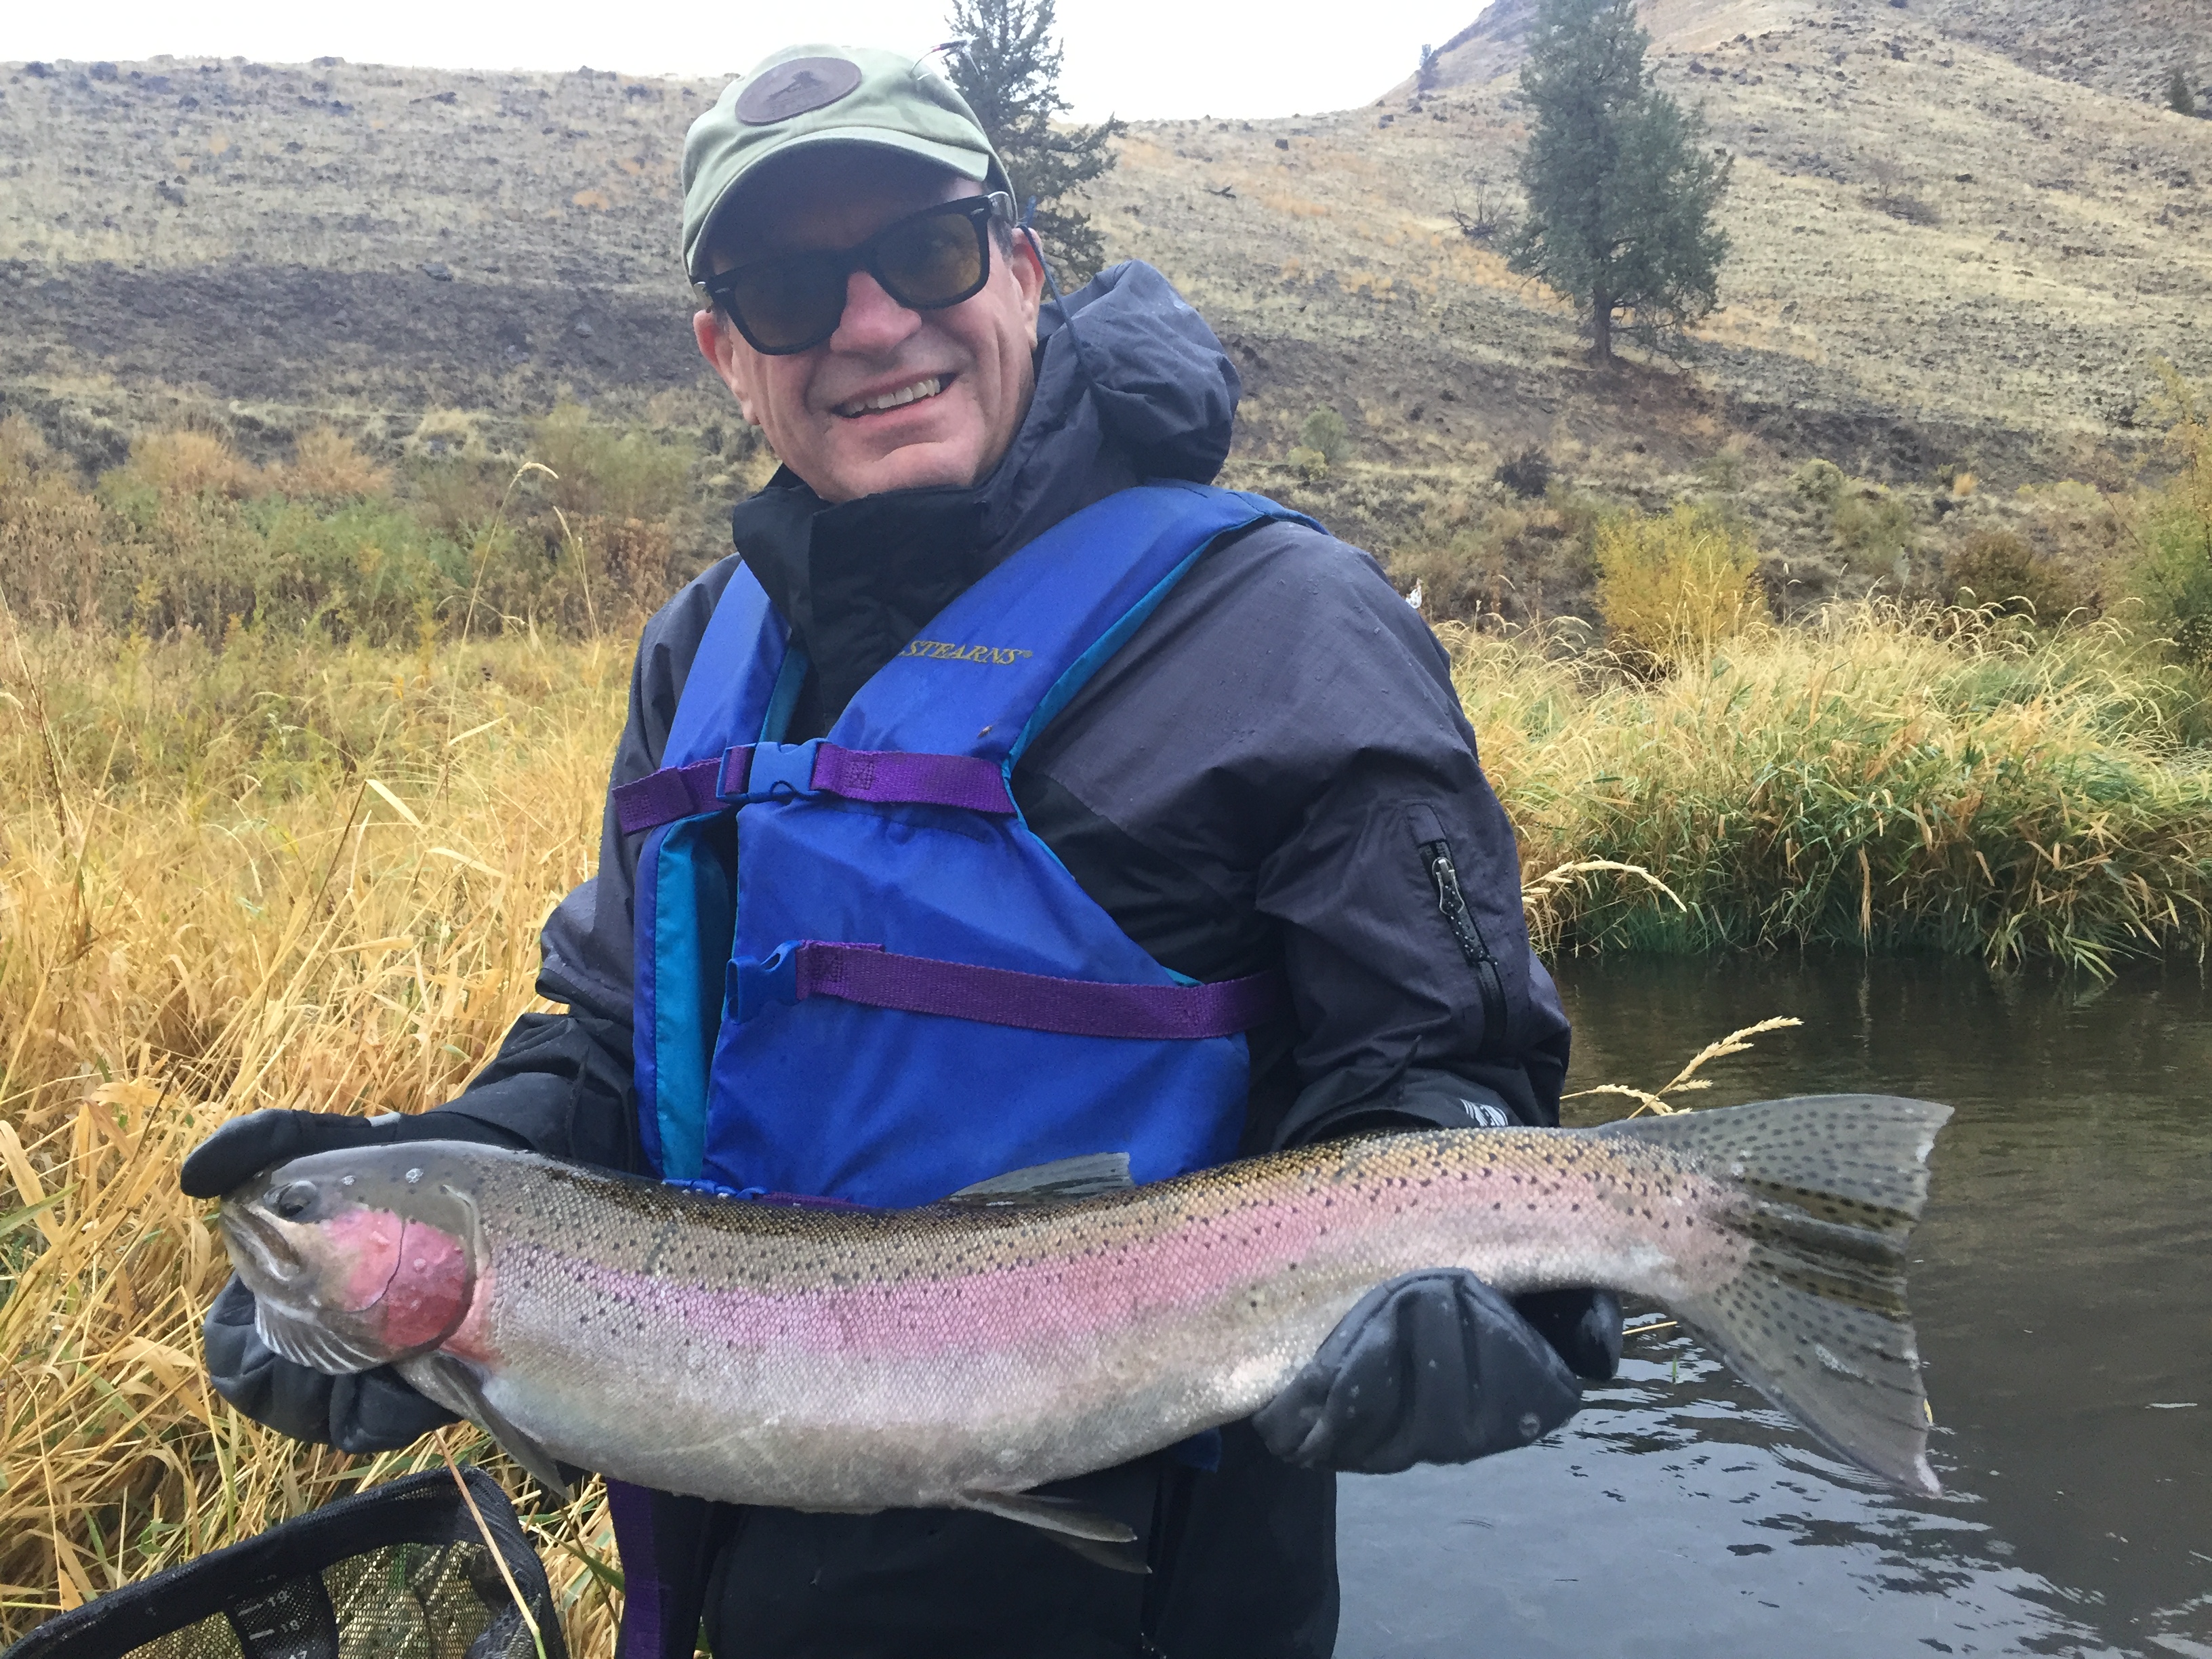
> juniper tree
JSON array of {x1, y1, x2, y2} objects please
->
[
  {"x1": 945, "y1": 0, "x2": 1125, "y2": 285},
  {"x1": 1506, "y1": 0, "x2": 1732, "y2": 362},
  {"x1": 2169, "y1": 68, "x2": 2197, "y2": 118}
]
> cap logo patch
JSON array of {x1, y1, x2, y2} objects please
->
[{"x1": 735, "y1": 56, "x2": 864, "y2": 125}]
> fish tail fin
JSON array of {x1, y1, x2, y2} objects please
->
[{"x1": 1597, "y1": 1094, "x2": 1953, "y2": 1496}]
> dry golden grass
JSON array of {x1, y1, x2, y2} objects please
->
[{"x1": 1, "y1": 621, "x2": 628, "y2": 1649}]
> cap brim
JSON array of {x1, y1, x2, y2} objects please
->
[{"x1": 691, "y1": 129, "x2": 998, "y2": 278}]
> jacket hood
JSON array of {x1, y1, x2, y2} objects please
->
[{"x1": 731, "y1": 260, "x2": 1242, "y2": 724}]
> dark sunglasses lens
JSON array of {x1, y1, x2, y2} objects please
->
[
  {"x1": 724, "y1": 253, "x2": 846, "y2": 353},
  {"x1": 874, "y1": 212, "x2": 987, "y2": 309}
]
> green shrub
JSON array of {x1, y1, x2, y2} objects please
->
[
  {"x1": 2125, "y1": 365, "x2": 2212, "y2": 664},
  {"x1": 1791, "y1": 458, "x2": 1845, "y2": 508},
  {"x1": 530, "y1": 400, "x2": 695, "y2": 522},
  {"x1": 1832, "y1": 487, "x2": 1920, "y2": 577},
  {"x1": 1297, "y1": 406, "x2": 1349, "y2": 469},
  {"x1": 1, "y1": 409, "x2": 703, "y2": 644}
]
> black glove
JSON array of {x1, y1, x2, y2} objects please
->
[
  {"x1": 1252, "y1": 1271, "x2": 1622, "y2": 1474},
  {"x1": 203, "y1": 1273, "x2": 459, "y2": 1452},
  {"x1": 181, "y1": 1105, "x2": 520, "y2": 1198},
  {"x1": 187, "y1": 1107, "x2": 523, "y2": 1451}
]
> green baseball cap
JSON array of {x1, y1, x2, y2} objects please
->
[{"x1": 681, "y1": 44, "x2": 1015, "y2": 282}]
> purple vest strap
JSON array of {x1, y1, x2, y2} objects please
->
[
  {"x1": 604, "y1": 1478, "x2": 664, "y2": 1658},
  {"x1": 781, "y1": 940, "x2": 1285, "y2": 1040},
  {"x1": 613, "y1": 740, "x2": 1015, "y2": 834}
]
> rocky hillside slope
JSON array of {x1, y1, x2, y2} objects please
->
[{"x1": 2, "y1": 0, "x2": 2208, "y2": 590}]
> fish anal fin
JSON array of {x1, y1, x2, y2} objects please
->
[
  {"x1": 943, "y1": 1153, "x2": 1134, "y2": 1208},
  {"x1": 955, "y1": 1487, "x2": 1138, "y2": 1546},
  {"x1": 1042, "y1": 1531, "x2": 1151, "y2": 1575},
  {"x1": 430, "y1": 1355, "x2": 573, "y2": 1500}
]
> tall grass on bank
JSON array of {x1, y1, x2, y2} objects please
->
[
  {"x1": 5, "y1": 596, "x2": 2211, "y2": 1643},
  {"x1": 1466, "y1": 605, "x2": 2212, "y2": 974},
  {"x1": 1, "y1": 623, "x2": 629, "y2": 1648}
]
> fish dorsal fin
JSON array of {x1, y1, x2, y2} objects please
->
[
  {"x1": 942, "y1": 1153, "x2": 1133, "y2": 1208},
  {"x1": 430, "y1": 1355, "x2": 574, "y2": 1501},
  {"x1": 954, "y1": 1488, "x2": 1147, "y2": 1574}
]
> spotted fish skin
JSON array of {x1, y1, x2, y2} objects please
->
[{"x1": 217, "y1": 1094, "x2": 1952, "y2": 1511}]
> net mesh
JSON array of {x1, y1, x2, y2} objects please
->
[{"x1": 3, "y1": 1469, "x2": 565, "y2": 1659}]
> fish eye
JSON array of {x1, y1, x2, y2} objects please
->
[{"x1": 271, "y1": 1181, "x2": 319, "y2": 1220}]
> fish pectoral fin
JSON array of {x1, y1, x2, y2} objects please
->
[
  {"x1": 942, "y1": 1153, "x2": 1134, "y2": 1208},
  {"x1": 954, "y1": 1488, "x2": 1137, "y2": 1544},
  {"x1": 430, "y1": 1356, "x2": 573, "y2": 1500}
]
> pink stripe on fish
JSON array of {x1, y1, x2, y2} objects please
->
[{"x1": 503, "y1": 1197, "x2": 1367, "y2": 1359}]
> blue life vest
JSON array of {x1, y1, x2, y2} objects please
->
[{"x1": 615, "y1": 482, "x2": 1314, "y2": 1208}]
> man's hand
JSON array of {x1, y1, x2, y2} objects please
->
[
  {"x1": 181, "y1": 1105, "x2": 527, "y2": 1198},
  {"x1": 180, "y1": 1108, "x2": 407, "y2": 1198},
  {"x1": 1252, "y1": 1272, "x2": 1622, "y2": 1474}
]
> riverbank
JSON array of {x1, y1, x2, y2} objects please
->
[
  {"x1": 0, "y1": 624, "x2": 628, "y2": 1644},
  {"x1": 1465, "y1": 606, "x2": 2212, "y2": 975}
]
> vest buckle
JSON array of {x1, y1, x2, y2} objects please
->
[
  {"x1": 729, "y1": 940, "x2": 804, "y2": 1021},
  {"x1": 727, "y1": 739, "x2": 821, "y2": 803}
]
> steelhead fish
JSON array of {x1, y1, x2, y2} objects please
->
[{"x1": 216, "y1": 1094, "x2": 1952, "y2": 1552}]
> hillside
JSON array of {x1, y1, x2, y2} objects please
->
[{"x1": 3, "y1": 0, "x2": 2210, "y2": 611}]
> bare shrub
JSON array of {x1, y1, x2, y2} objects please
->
[
  {"x1": 580, "y1": 514, "x2": 676, "y2": 621},
  {"x1": 277, "y1": 427, "x2": 391, "y2": 499},
  {"x1": 0, "y1": 417, "x2": 107, "y2": 625},
  {"x1": 114, "y1": 429, "x2": 264, "y2": 499},
  {"x1": 1944, "y1": 529, "x2": 2093, "y2": 620}
]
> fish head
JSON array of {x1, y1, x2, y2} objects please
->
[{"x1": 218, "y1": 1145, "x2": 487, "y2": 1376}]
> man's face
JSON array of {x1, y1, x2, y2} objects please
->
[{"x1": 693, "y1": 151, "x2": 1046, "y2": 504}]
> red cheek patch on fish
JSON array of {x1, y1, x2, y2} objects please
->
[
  {"x1": 376, "y1": 1218, "x2": 472, "y2": 1351},
  {"x1": 321, "y1": 1206, "x2": 405, "y2": 1311}
]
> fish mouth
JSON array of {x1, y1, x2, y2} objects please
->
[{"x1": 219, "y1": 1202, "x2": 311, "y2": 1290}]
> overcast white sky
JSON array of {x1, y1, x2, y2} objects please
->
[{"x1": 7, "y1": 1, "x2": 1488, "y2": 122}]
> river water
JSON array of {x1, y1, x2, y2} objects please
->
[{"x1": 1336, "y1": 954, "x2": 2212, "y2": 1659}]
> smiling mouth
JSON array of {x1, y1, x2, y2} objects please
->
[{"x1": 835, "y1": 375, "x2": 948, "y2": 418}]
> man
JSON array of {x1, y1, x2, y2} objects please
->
[{"x1": 183, "y1": 43, "x2": 1619, "y2": 1658}]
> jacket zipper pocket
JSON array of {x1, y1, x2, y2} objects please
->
[{"x1": 1418, "y1": 832, "x2": 1509, "y2": 1057}]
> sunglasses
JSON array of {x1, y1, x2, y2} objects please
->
[{"x1": 705, "y1": 192, "x2": 1016, "y2": 356}]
